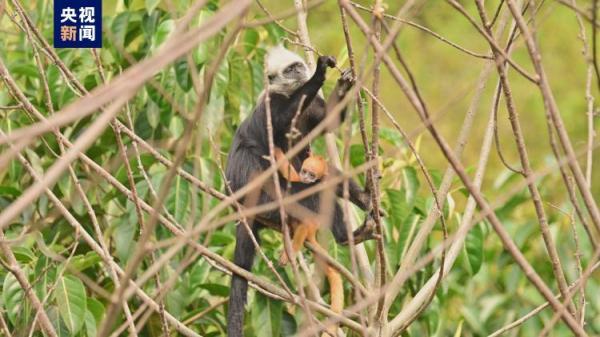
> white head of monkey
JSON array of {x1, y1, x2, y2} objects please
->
[{"x1": 265, "y1": 45, "x2": 309, "y2": 95}]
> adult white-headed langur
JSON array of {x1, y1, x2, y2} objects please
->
[{"x1": 225, "y1": 45, "x2": 377, "y2": 337}]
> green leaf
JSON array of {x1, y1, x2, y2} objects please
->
[
  {"x1": 85, "y1": 310, "x2": 97, "y2": 337},
  {"x1": 265, "y1": 23, "x2": 285, "y2": 44},
  {"x1": 12, "y1": 246, "x2": 35, "y2": 264},
  {"x1": 142, "y1": 11, "x2": 161, "y2": 38},
  {"x1": 48, "y1": 306, "x2": 71, "y2": 336},
  {"x1": 198, "y1": 283, "x2": 229, "y2": 297},
  {"x1": 386, "y1": 188, "x2": 411, "y2": 227},
  {"x1": 398, "y1": 214, "x2": 420, "y2": 262},
  {"x1": 10, "y1": 63, "x2": 38, "y2": 78},
  {"x1": 3, "y1": 271, "x2": 24, "y2": 324},
  {"x1": 226, "y1": 51, "x2": 245, "y2": 122},
  {"x1": 188, "y1": 260, "x2": 210, "y2": 291},
  {"x1": 349, "y1": 144, "x2": 367, "y2": 168},
  {"x1": 115, "y1": 208, "x2": 137, "y2": 262},
  {"x1": 152, "y1": 19, "x2": 175, "y2": 50},
  {"x1": 86, "y1": 297, "x2": 105, "y2": 324},
  {"x1": 85, "y1": 298, "x2": 104, "y2": 337},
  {"x1": 0, "y1": 186, "x2": 20, "y2": 198},
  {"x1": 169, "y1": 116, "x2": 184, "y2": 139},
  {"x1": 111, "y1": 12, "x2": 131, "y2": 48},
  {"x1": 379, "y1": 127, "x2": 403, "y2": 147},
  {"x1": 251, "y1": 294, "x2": 282, "y2": 337},
  {"x1": 453, "y1": 320, "x2": 464, "y2": 337},
  {"x1": 147, "y1": 100, "x2": 160, "y2": 129},
  {"x1": 55, "y1": 275, "x2": 87, "y2": 335},
  {"x1": 243, "y1": 29, "x2": 259, "y2": 54},
  {"x1": 174, "y1": 59, "x2": 193, "y2": 92},
  {"x1": 57, "y1": 175, "x2": 73, "y2": 200},
  {"x1": 496, "y1": 191, "x2": 528, "y2": 220},
  {"x1": 281, "y1": 311, "x2": 297, "y2": 336},
  {"x1": 208, "y1": 231, "x2": 234, "y2": 246},
  {"x1": 133, "y1": 107, "x2": 154, "y2": 139},
  {"x1": 465, "y1": 222, "x2": 484, "y2": 275},
  {"x1": 145, "y1": 0, "x2": 160, "y2": 13},
  {"x1": 248, "y1": 60, "x2": 264, "y2": 101},
  {"x1": 34, "y1": 255, "x2": 56, "y2": 301},
  {"x1": 146, "y1": 77, "x2": 166, "y2": 106},
  {"x1": 69, "y1": 252, "x2": 102, "y2": 272},
  {"x1": 166, "y1": 175, "x2": 190, "y2": 223},
  {"x1": 403, "y1": 166, "x2": 420, "y2": 204},
  {"x1": 205, "y1": 93, "x2": 225, "y2": 134}
]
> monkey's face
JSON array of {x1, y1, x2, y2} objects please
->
[
  {"x1": 268, "y1": 61, "x2": 309, "y2": 95},
  {"x1": 299, "y1": 156, "x2": 328, "y2": 183}
]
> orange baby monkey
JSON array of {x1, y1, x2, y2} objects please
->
[
  {"x1": 273, "y1": 147, "x2": 329, "y2": 266},
  {"x1": 274, "y1": 147, "x2": 343, "y2": 337},
  {"x1": 274, "y1": 147, "x2": 328, "y2": 184}
]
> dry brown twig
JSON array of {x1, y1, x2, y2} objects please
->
[
  {"x1": 506, "y1": 0, "x2": 600, "y2": 235},
  {"x1": 0, "y1": 1, "x2": 247, "y2": 334},
  {"x1": 469, "y1": 0, "x2": 576, "y2": 318},
  {"x1": 96, "y1": 17, "x2": 248, "y2": 337},
  {"x1": 0, "y1": 229, "x2": 57, "y2": 337},
  {"x1": 341, "y1": 1, "x2": 586, "y2": 334},
  {"x1": 0, "y1": 3, "x2": 364, "y2": 336}
]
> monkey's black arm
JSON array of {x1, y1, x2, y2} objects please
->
[
  {"x1": 304, "y1": 68, "x2": 354, "y2": 133},
  {"x1": 288, "y1": 56, "x2": 336, "y2": 113},
  {"x1": 271, "y1": 56, "x2": 336, "y2": 132}
]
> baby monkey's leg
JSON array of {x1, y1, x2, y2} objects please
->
[
  {"x1": 323, "y1": 265, "x2": 343, "y2": 337},
  {"x1": 279, "y1": 218, "x2": 345, "y2": 336},
  {"x1": 305, "y1": 224, "x2": 343, "y2": 337},
  {"x1": 278, "y1": 220, "x2": 316, "y2": 266}
]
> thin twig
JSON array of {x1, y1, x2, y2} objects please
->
[
  {"x1": 341, "y1": 1, "x2": 586, "y2": 334},
  {"x1": 338, "y1": 6, "x2": 371, "y2": 329},
  {"x1": 487, "y1": 261, "x2": 600, "y2": 337},
  {"x1": 369, "y1": 0, "x2": 388, "y2": 323},
  {"x1": 351, "y1": 1, "x2": 492, "y2": 60},
  {"x1": 0, "y1": 230, "x2": 57, "y2": 337},
  {"x1": 472, "y1": 0, "x2": 577, "y2": 318},
  {"x1": 504, "y1": 0, "x2": 600, "y2": 238}
]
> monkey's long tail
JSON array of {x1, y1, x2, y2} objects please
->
[{"x1": 227, "y1": 223, "x2": 258, "y2": 337}]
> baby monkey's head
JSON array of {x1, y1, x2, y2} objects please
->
[{"x1": 300, "y1": 156, "x2": 328, "y2": 183}]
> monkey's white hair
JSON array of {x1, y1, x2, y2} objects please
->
[
  {"x1": 266, "y1": 45, "x2": 306, "y2": 74},
  {"x1": 264, "y1": 45, "x2": 309, "y2": 95}
]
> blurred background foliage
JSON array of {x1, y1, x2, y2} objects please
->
[{"x1": 0, "y1": 0, "x2": 598, "y2": 336}]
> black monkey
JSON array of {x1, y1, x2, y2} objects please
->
[{"x1": 225, "y1": 46, "x2": 374, "y2": 337}]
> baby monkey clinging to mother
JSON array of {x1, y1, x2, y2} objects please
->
[
  {"x1": 226, "y1": 45, "x2": 379, "y2": 337},
  {"x1": 274, "y1": 147, "x2": 328, "y2": 184}
]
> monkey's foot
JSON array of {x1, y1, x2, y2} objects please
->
[
  {"x1": 278, "y1": 250, "x2": 293, "y2": 266},
  {"x1": 351, "y1": 215, "x2": 378, "y2": 245},
  {"x1": 336, "y1": 68, "x2": 355, "y2": 96}
]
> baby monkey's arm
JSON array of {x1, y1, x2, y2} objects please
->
[
  {"x1": 274, "y1": 147, "x2": 328, "y2": 184},
  {"x1": 274, "y1": 147, "x2": 302, "y2": 182}
]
